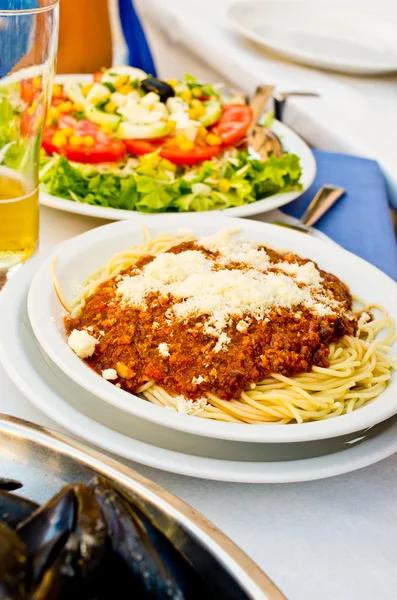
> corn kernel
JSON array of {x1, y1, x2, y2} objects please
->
[
  {"x1": 83, "y1": 135, "x2": 96, "y2": 147},
  {"x1": 176, "y1": 135, "x2": 194, "y2": 151},
  {"x1": 52, "y1": 131, "x2": 68, "y2": 148},
  {"x1": 101, "y1": 123, "x2": 114, "y2": 135},
  {"x1": 58, "y1": 101, "x2": 73, "y2": 113},
  {"x1": 69, "y1": 135, "x2": 83, "y2": 147},
  {"x1": 167, "y1": 78, "x2": 178, "y2": 87},
  {"x1": 118, "y1": 85, "x2": 133, "y2": 95},
  {"x1": 114, "y1": 75, "x2": 129, "y2": 90},
  {"x1": 188, "y1": 104, "x2": 205, "y2": 120},
  {"x1": 52, "y1": 84, "x2": 62, "y2": 98},
  {"x1": 82, "y1": 83, "x2": 93, "y2": 97},
  {"x1": 104, "y1": 101, "x2": 116, "y2": 114},
  {"x1": 48, "y1": 106, "x2": 59, "y2": 120},
  {"x1": 116, "y1": 362, "x2": 135, "y2": 379},
  {"x1": 206, "y1": 133, "x2": 222, "y2": 146},
  {"x1": 191, "y1": 87, "x2": 202, "y2": 98},
  {"x1": 33, "y1": 77, "x2": 41, "y2": 90},
  {"x1": 196, "y1": 126, "x2": 208, "y2": 143},
  {"x1": 218, "y1": 178, "x2": 231, "y2": 193},
  {"x1": 61, "y1": 127, "x2": 75, "y2": 138},
  {"x1": 73, "y1": 103, "x2": 84, "y2": 112},
  {"x1": 168, "y1": 121, "x2": 177, "y2": 134},
  {"x1": 26, "y1": 106, "x2": 35, "y2": 116},
  {"x1": 180, "y1": 90, "x2": 192, "y2": 102}
]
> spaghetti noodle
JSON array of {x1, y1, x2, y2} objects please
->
[{"x1": 56, "y1": 228, "x2": 397, "y2": 425}]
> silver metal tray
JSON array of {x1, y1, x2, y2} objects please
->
[{"x1": 0, "y1": 413, "x2": 285, "y2": 600}]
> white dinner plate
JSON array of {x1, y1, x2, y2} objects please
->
[
  {"x1": 39, "y1": 75, "x2": 316, "y2": 221},
  {"x1": 3, "y1": 257, "x2": 397, "y2": 483},
  {"x1": 28, "y1": 214, "x2": 397, "y2": 445},
  {"x1": 228, "y1": 1, "x2": 397, "y2": 75}
]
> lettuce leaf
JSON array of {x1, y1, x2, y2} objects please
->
[{"x1": 39, "y1": 150, "x2": 302, "y2": 213}]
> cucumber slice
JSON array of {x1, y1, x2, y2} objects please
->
[
  {"x1": 63, "y1": 81, "x2": 87, "y2": 106},
  {"x1": 102, "y1": 66, "x2": 147, "y2": 85},
  {"x1": 118, "y1": 121, "x2": 170, "y2": 140},
  {"x1": 199, "y1": 100, "x2": 222, "y2": 127},
  {"x1": 86, "y1": 109, "x2": 120, "y2": 129}
]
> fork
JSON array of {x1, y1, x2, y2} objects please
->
[{"x1": 272, "y1": 185, "x2": 346, "y2": 234}]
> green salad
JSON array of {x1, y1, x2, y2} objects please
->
[{"x1": 38, "y1": 68, "x2": 303, "y2": 212}]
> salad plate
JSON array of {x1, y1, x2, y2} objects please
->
[
  {"x1": 37, "y1": 72, "x2": 315, "y2": 220},
  {"x1": 2, "y1": 257, "x2": 397, "y2": 482}
]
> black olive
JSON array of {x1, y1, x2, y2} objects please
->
[{"x1": 141, "y1": 77, "x2": 175, "y2": 103}]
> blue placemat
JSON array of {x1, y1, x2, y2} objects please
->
[{"x1": 282, "y1": 150, "x2": 397, "y2": 282}]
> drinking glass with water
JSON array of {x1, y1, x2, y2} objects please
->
[{"x1": 0, "y1": 0, "x2": 58, "y2": 286}]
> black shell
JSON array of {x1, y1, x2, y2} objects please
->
[
  {"x1": 0, "y1": 491, "x2": 38, "y2": 530},
  {"x1": 141, "y1": 77, "x2": 175, "y2": 102},
  {"x1": 91, "y1": 476, "x2": 188, "y2": 600},
  {"x1": 0, "y1": 522, "x2": 28, "y2": 599},
  {"x1": 0, "y1": 478, "x2": 23, "y2": 492},
  {"x1": 18, "y1": 484, "x2": 107, "y2": 599}
]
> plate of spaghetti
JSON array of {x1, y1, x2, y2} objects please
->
[{"x1": 28, "y1": 214, "x2": 397, "y2": 444}]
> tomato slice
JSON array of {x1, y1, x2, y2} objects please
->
[
  {"x1": 20, "y1": 80, "x2": 36, "y2": 105},
  {"x1": 42, "y1": 135, "x2": 126, "y2": 164},
  {"x1": 125, "y1": 139, "x2": 221, "y2": 165},
  {"x1": 211, "y1": 104, "x2": 253, "y2": 146},
  {"x1": 160, "y1": 144, "x2": 221, "y2": 166},
  {"x1": 125, "y1": 139, "x2": 165, "y2": 156},
  {"x1": 42, "y1": 116, "x2": 126, "y2": 164}
]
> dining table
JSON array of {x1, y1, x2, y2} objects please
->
[{"x1": 2, "y1": 5, "x2": 397, "y2": 598}]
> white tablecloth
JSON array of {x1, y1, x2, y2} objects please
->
[{"x1": 1, "y1": 206, "x2": 397, "y2": 600}]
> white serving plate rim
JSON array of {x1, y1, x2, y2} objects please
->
[
  {"x1": 39, "y1": 75, "x2": 316, "y2": 221},
  {"x1": 27, "y1": 214, "x2": 397, "y2": 445}
]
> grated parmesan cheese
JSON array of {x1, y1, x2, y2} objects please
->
[
  {"x1": 192, "y1": 375, "x2": 205, "y2": 385},
  {"x1": 172, "y1": 395, "x2": 208, "y2": 415},
  {"x1": 213, "y1": 332, "x2": 231, "y2": 353},
  {"x1": 200, "y1": 230, "x2": 270, "y2": 269},
  {"x1": 68, "y1": 329, "x2": 98, "y2": 359},
  {"x1": 158, "y1": 342, "x2": 170, "y2": 357},
  {"x1": 102, "y1": 368, "x2": 118, "y2": 380},
  {"x1": 236, "y1": 320, "x2": 248, "y2": 333},
  {"x1": 116, "y1": 231, "x2": 343, "y2": 352}
]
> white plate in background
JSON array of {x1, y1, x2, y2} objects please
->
[{"x1": 228, "y1": 0, "x2": 397, "y2": 75}]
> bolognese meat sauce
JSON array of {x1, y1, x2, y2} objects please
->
[{"x1": 65, "y1": 233, "x2": 358, "y2": 401}]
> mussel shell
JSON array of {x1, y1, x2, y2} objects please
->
[
  {"x1": 0, "y1": 522, "x2": 28, "y2": 599},
  {"x1": 18, "y1": 484, "x2": 107, "y2": 599},
  {"x1": 0, "y1": 491, "x2": 38, "y2": 529},
  {"x1": 130, "y1": 502, "x2": 211, "y2": 600},
  {"x1": 0, "y1": 478, "x2": 23, "y2": 492},
  {"x1": 141, "y1": 77, "x2": 175, "y2": 102},
  {"x1": 92, "y1": 477, "x2": 210, "y2": 599},
  {"x1": 91, "y1": 476, "x2": 187, "y2": 600}
]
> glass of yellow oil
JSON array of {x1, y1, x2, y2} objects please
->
[{"x1": 0, "y1": 0, "x2": 59, "y2": 287}]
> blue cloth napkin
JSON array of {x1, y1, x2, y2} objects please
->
[
  {"x1": 282, "y1": 150, "x2": 397, "y2": 282},
  {"x1": 118, "y1": 0, "x2": 157, "y2": 76}
]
